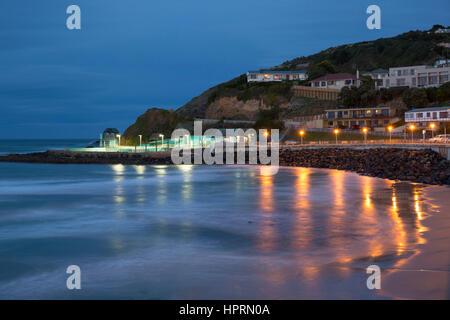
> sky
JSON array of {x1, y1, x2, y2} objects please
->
[{"x1": 0, "y1": 0, "x2": 449, "y2": 139}]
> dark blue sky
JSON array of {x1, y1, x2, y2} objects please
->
[{"x1": 1, "y1": 0, "x2": 449, "y2": 138}]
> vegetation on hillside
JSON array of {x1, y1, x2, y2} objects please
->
[
  {"x1": 207, "y1": 74, "x2": 306, "y2": 107},
  {"x1": 276, "y1": 25, "x2": 450, "y2": 73},
  {"x1": 339, "y1": 81, "x2": 450, "y2": 108}
]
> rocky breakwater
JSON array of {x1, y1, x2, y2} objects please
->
[
  {"x1": 0, "y1": 150, "x2": 173, "y2": 165},
  {"x1": 280, "y1": 148, "x2": 450, "y2": 185}
]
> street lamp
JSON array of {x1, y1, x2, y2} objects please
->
[
  {"x1": 334, "y1": 129, "x2": 339, "y2": 144},
  {"x1": 159, "y1": 134, "x2": 164, "y2": 151},
  {"x1": 116, "y1": 134, "x2": 121, "y2": 150},
  {"x1": 429, "y1": 123, "x2": 436, "y2": 139},
  {"x1": 388, "y1": 126, "x2": 393, "y2": 143},
  {"x1": 409, "y1": 124, "x2": 415, "y2": 143},
  {"x1": 138, "y1": 134, "x2": 142, "y2": 147},
  {"x1": 299, "y1": 130, "x2": 305, "y2": 144},
  {"x1": 362, "y1": 127, "x2": 368, "y2": 144}
]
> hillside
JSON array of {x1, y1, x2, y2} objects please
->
[
  {"x1": 275, "y1": 25, "x2": 450, "y2": 73},
  {"x1": 123, "y1": 25, "x2": 450, "y2": 144}
]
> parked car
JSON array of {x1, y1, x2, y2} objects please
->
[{"x1": 428, "y1": 134, "x2": 450, "y2": 143}]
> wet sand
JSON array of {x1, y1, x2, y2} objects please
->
[{"x1": 381, "y1": 185, "x2": 450, "y2": 299}]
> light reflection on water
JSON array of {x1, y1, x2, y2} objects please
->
[{"x1": 0, "y1": 163, "x2": 442, "y2": 299}]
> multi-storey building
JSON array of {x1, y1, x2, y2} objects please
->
[
  {"x1": 405, "y1": 106, "x2": 450, "y2": 127},
  {"x1": 366, "y1": 65, "x2": 450, "y2": 89},
  {"x1": 323, "y1": 106, "x2": 401, "y2": 131}
]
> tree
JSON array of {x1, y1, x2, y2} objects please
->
[
  {"x1": 308, "y1": 60, "x2": 336, "y2": 80},
  {"x1": 402, "y1": 88, "x2": 429, "y2": 108}
]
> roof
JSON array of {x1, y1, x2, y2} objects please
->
[
  {"x1": 408, "y1": 106, "x2": 450, "y2": 113},
  {"x1": 248, "y1": 70, "x2": 307, "y2": 74},
  {"x1": 311, "y1": 73, "x2": 357, "y2": 81},
  {"x1": 363, "y1": 68, "x2": 388, "y2": 74},
  {"x1": 326, "y1": 106, "x2": 395, "y2": 112}
]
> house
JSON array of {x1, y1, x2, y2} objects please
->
[
  {"x1": 323, "y1": 106, "x2": 401, "y2": 131},
  {"x1": 310, "y1": 73, "x2": 358, "y2": 90},
  {"x1": 405, "y1": 106, "x2": 450, "y2": 127},
  {"x1": 376, "y1": 64, "x2": 450, "y2": 89},
  {"x1": 247, "y1": 70, "x2": 307, "y2": 82},
  {"x1": 362, "y1": 69, "x2": 389, "y2": 89}
]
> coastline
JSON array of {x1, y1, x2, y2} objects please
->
[{"x1": 1, "y1": 147, "x2": 449, "y2": 185}]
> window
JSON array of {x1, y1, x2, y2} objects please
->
[
  {"x1": 264, "y1": 74, "x2": 270, "y2": 79},
  {"x1": 410, "y1": 69, "x2": 416, "y2": 75},
  {"x1": 412, "y1": 78, "x2": 416, "y2": 86},
  {"x1": 321, "y1": 81, "x2": 326, "y2": 87},
  {"x1": 396, "y1": 78, "x2": 406, "y2": 86},
  {"x1": 417, "y1": 113, "x2": 423, "y2": 118},
  {"x1": 384, "y1": 120, "x2": 389, "y2": 125},
  {"x1": 381, "y1": 109, "x2": 389, "y2": 116},
  {"x1": 314, "y1": 82, "x2": 320, "y2": 87},
  {"x1": 337, "y1": 111, "x2": 343, "y2": 118},
  {"x1": 250, "y1": 74, "x2": 257, "y2": 79},
  {"x1": 440, "y1": 74, "x2": 449, "y2": 83},
  {"x1": 327, "y1": 112, "x2": 335, "y2": 119},
  {"x1": 418, "y1": 77, "x2": 427, "y2": 86},
  {"x1": 439, "y1": 112, "x2": 449, "y2": 119},
  {"x1": 426, "y1": 112, "x2": 431, "y2": 118},
  {"x1": 429, "y1": 75, "x2": 438, "y2": 84},
  {"x1": 328, "y1": 80, "x2": 334, "y2": 85}
]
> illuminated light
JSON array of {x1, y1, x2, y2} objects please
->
[
  {"x1": 362, "y1": 128, "x2": 368, "y2": 133},
  {"x1": 388, "y1": 126, "x2": 393, "y2": 132},
  {"x1": 430, "y1": 123, "x2": 436, "y2": 129},
  {"x1": 264, "y1": 131, "x2": 269, "y2": 137},
  {"x1": 259, "y1": 166, "x2": 277, "y2": 176},
  {"x1": 334, "y1": 129, "x2": 339, "y2": 134},
  {"x1": 178, "y1": 165, "x2": 193, "y2": 172},
  {"x1": 133, "y1": 165, "x2": 146, "y2": 175},
  {"x1": 409, "y1": 124, "x2": 415, "y2": 130},
  {"x1": 299, "y1": 130, "x2": 305, "y2": 136},
  {"x1": 111, "y1": 164, "x2": 125, "y2": 174}
]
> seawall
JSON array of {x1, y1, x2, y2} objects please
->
[{"x1": 0, "y1": 148, "x2": 449, "y2": 185}]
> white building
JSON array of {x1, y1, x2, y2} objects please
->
[
  {"x1": 372, "y1": 65, "x2": 450, "y2": 89},
  {"x1": 362, "y1": 69, "x2": 389, "y2": 89},
  {"x1": 247, "y1": 70, "x2": 307, "y2": 82},
  {"x1": 310, "y1": 73, "x2": 358, "y2": 90},
  {"x1": 405, "y1": 106, "x2": 450, "y2": 125}
]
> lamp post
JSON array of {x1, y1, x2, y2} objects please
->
[
  {"x1": 409, "y1": 124, "x2": 415, "y2": 143},
  {"x1": 362, "y1": 127, "x2": 368, "y2": 144},
  {"x1": 388, "y1": 126, "x2": 393, "y2": 144},
  {"x1": 138, "y1": 135, "x2": 142, "y2": 147},
  {"x1": 334, "y1": 129, "x2": 339, "y2": 144},
  {"x1": 430, "y1": 123, "x2": 436, "y2": 139},
  {"x1": 159, "y1": 134, "x2": 164, "y2": 151},
  {"x1": 299, "y1": 130, "x2": 305, "y2": 145},
  {"x1": 116, "y1": 134, "x2": 121, "y2": 151}
]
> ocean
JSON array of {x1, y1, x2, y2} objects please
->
[{"x1": 0, "y1": 140, "x2": 447, "y2": 299}]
